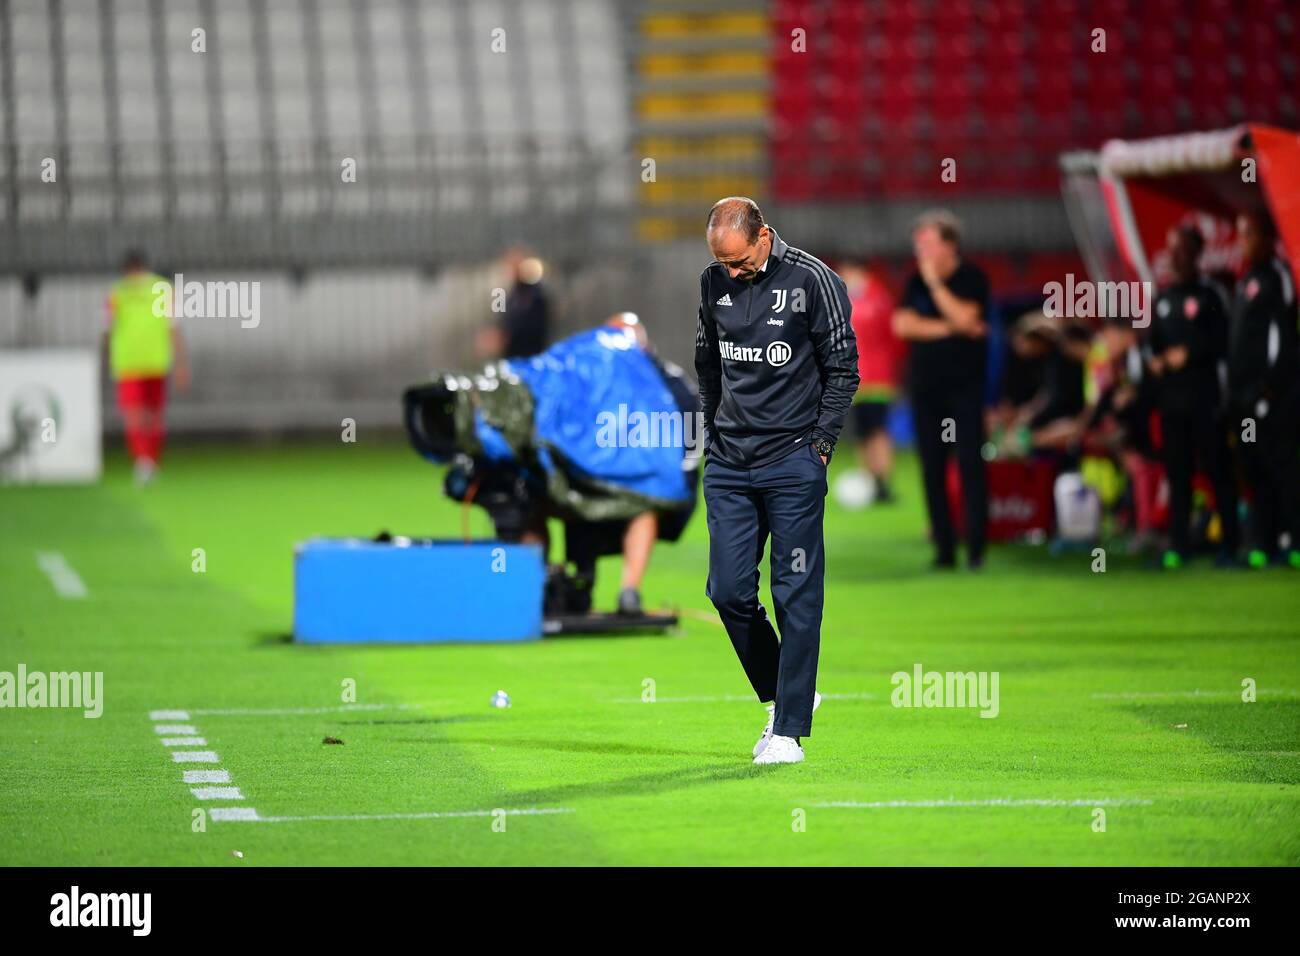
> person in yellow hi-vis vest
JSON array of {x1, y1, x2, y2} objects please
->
[{"x1": 103, "y1": 250, "x2": 190, "y2": 484}]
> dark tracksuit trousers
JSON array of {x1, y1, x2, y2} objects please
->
[
  {"x1": 1161, "y1": 405, "x2": 1240, "y2": 557},
  {"x1": 704, "y1": 443, "x2": 827, "y2": 738},
  {"x1": 912, "y1": 379, "x2": 988, "y2": 564},
  {"x1": 1237, "y1": 389, "x2": 1300, "y2": 556}
]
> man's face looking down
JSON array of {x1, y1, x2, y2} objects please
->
[{"x1": 709, "y1": 225, "x2": 771, "y2": 281}]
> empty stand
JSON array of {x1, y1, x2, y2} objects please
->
[
  {"x1": 0, "y1": 0, "x2": 633, "y2": 271},
  {"x1": 770, "y1": 0, "x2": 1299, "y2": 200}
]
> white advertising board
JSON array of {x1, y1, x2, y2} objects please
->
[{"x1": 0, "y1": 350, "x2": 102, "y2": 484}]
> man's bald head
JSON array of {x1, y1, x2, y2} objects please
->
[
  {"x1": 707, "y1": 197, "x2": 772, "y2": 280},
  {"x1": 604, "y1": 311, "x2": 648, "y2": 348},
  {"x1": 707, "y1": 197, "x2": 766, "y2": 244}
]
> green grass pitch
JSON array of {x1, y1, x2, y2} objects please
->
[{"x1": 1, "y1": 441, "x2": 1297, "y2": 866}]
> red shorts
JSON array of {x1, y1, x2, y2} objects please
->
[{"x1": 116, "y1": 376, "x2": 167, "y2": 412}]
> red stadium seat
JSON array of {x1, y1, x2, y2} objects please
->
[{"x1": 769, "y1": 0, "x2": 1297, "y2": 200}]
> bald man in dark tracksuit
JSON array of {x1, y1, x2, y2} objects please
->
[{"x1": 696, "y1": 197, "x2": 858, "y2": 765}]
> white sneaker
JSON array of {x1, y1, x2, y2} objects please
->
[
  {"x1": 133, "y1": 458, "x2": 157, "y2": 485},
  {"x1": 753, "y1": 734, "x2": 804, "y2": 764},
  {"x1": 753, "y1": 691, "x2": 821, "y2": 757}
]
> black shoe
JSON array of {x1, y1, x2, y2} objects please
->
[
  {"x1": 968, "y1": 554, "x2": 985, "y2": 571},
  {"x1": 932, "y1": 554, "x2": 956, "y2": 570}
]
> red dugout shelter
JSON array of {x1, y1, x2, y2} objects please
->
[{"x1": 1060, "y1": 124, "x2": 1300, "y2": 286}]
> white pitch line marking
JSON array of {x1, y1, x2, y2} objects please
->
[
  {"x1": 171, "y1": 750, "x2": 219, "y2": 763},
  {"x1": 188, "y1": 703, "x2": 434, "y2": 717},
  {"x1": 150, "y1": 707, "x2": 571, "y2": 827},
  {"x1": 191, "y1": 787, "x2": 244, "y2": 801},
  {"x1": 183, "y1": 770, "x2": 231, "y2": 784},
  {"x1": 606, "y1": 692, "x2": 876, "y2": 704},
  {"x1": 238, "y1": 807, "x2": 576, "y2": 824},
  {"x1": 210, "y1": 808, "x2": 260, "y2": 822},
  {"x1": 148, "y1": 710, "x2": 247, "y2": 811},
  {"x1": 814, "y1": 797, "x2": 1154, "y2": 809},
  {"x1": 35, "y1": 551, "x2": 88, "y2": 599},
  {"x1": 1091, "y1": 689, "x2": 1300, "y2": 700}
]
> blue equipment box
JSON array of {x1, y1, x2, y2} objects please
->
[{"x1": 294, "y1": 538, "x2": 544, "y2": 643}]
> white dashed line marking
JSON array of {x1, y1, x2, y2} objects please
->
[
  {"x1": 183, "y1": 770, "x2": 231, "y2": 784},
  {"x1": 36, "y1": 551, "x2": 88, "y2": 599},
  {"x1": 191, "y1": 787, "x2": 245, "y2": 801},
  {"x1": 153, "y1": 706, "x2": 577, "y2": 827},
  {"x1": 210, "y1": 808, "x2": 260, "y2": 822},
  {"x1": 152, "y1": 711, "x2": 253, "y2": 819},
  {"x1": 170, "y1": 750, "x2": 219, "y2": 763}
]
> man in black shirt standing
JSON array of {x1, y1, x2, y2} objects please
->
[
  {"x1": 1228, "y1": 212, "x2": 1300, "y2": 569},
  {"x1": 695, "y1": 197, "x2": 858, "y2": 765},
  {"x1": 893, "y1": 210, "x2": 991, "y2": 569},
  {"x1": 479, "y1": 251, "x2": 551, "y2": 359},
  {"x1": 1148, "y1": 224, "x2": 1239, "y2": 568}
]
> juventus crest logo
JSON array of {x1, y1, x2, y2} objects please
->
[{"x1": 771, "y1": 289, "x2": 787, "y2": 313}]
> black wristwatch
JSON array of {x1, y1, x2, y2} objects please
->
[{"x1": 812, "y1": 436, "x2": 834, "y2": 461}]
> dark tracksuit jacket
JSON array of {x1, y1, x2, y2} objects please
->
[
  {"x1": 1150, "y1": 276, "x2": 1238, "y2": 554},
  {"x1": 1228, "y1": 256, "x2": 1300, "y2": 555},
  {"x1": 694, "y1": 227, "x2": 858, "y2": 738}
]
